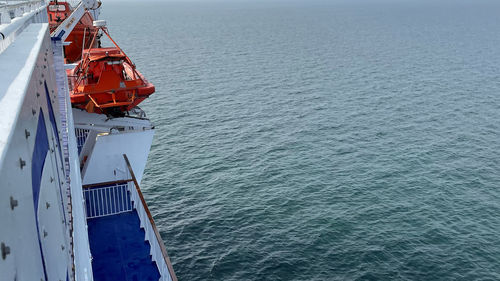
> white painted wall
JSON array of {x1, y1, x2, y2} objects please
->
[
  {"x1": 82, "y1": 129, "x2": 154, "y2": 186},
  {"x1": 0, "y1": 23, "x2": 73, "y2": 281}
]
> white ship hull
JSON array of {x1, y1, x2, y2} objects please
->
[{"x1": 0, "y1": 1, "x2": 176, "y2": 280}]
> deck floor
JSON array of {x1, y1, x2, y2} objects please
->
[{"x1": 87, "y1": 210, "x2": 160, "y2": 281}]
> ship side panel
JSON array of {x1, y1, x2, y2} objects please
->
[
  {"x1": 81, "y1": 129, "x2": 154, "y2": 186},
  {"x1": 0, "y1": 24, "x2": 72, "y2": 281}
]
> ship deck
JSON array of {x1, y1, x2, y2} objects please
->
[
  {"x1": 87, "y1": 210, "x2": 161, "y2": 281},
  {"x1": 82, "y1": 160, "x2": 176, "y2": 281}
]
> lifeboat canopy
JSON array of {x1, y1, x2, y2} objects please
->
[{"x1": 68, "y1": 26, "x2": 155, "y2": 116}]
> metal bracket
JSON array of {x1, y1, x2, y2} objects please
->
[
  {"x1": 1, "y1": 242, "x2": 10, "y2": 260},
  {"x1": 10, "y1": 197, "x2": 18, "y2": 210}
]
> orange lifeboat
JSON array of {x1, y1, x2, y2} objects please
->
[
  {"x1": 47, "y1": 1, "x2": 98, "y2": 63},
  {"x1": 67, "y1": 24, "x2": 155, "y2": 115},
  {"x1": 47, "y1": 1, "x2": 71, "y2": 25}
]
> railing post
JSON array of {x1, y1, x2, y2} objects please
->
[{"x1": 0, "y1": 8, "x2": 11, "y2": 24}]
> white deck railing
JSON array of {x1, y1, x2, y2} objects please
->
[
  {"x1": 75, "y1": 128, "x2": 90, "y2": 154},
  {"x1": 124, "y1": 154, "x2": 178, "y2": 281},
  {"x1": 81, "y1": 155, "x2": 178, "y2": 280},
  {"x1": 83, "y1": 183, "x2": 133, "y2": 219},
  {"x1": 0, "y1": 0, "x2": 47, "y2": 53}
]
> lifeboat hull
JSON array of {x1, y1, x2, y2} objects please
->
[{"x1": 68, "y1": 47, "x2": 155, "y2": 115}]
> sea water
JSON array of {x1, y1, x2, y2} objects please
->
[{"x1": 102, "y1": 1, "x2": 500, "y2": 279}]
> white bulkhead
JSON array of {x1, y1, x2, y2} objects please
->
[{"x1": 0, "y1": 23, "x2": 89, "y2": 281}]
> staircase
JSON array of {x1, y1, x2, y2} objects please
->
[{"x1": 84, "y1": 183, "x2": 161, "y2": 281}]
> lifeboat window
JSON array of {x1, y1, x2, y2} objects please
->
[
  {"x1": 122, "y1": 70, "x2": 131, "y2": 81},
  {"x1": 122, "y1": 63, "x2": 135, "y2": 81},
  {"x1": 106, "y1": 61, "x2": 121, "y2": 65},
  {"x1": 48, "y1": 5, "x2": 66, "y2": 12}
]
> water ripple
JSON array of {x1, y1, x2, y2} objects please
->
[{"x1": 102, "y1": 1, "x2": 500, "y2": 280}]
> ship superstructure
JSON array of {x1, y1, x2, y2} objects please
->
[{"x1": 0, "y1": 1, "x2": 176, "y2": 280}]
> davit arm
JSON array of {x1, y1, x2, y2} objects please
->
[{"x1": 50, "y1": 0, "x2": 101, "y2": 41}]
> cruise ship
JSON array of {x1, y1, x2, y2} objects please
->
[{"x1": 0, "y1": 0, "x2": 177, "y2": 280}]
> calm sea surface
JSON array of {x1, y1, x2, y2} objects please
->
[{"x1": 102, "y1": 1, "x2": 500, "y2": 280}]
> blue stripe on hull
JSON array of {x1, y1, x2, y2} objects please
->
[{"x1": 31, "y1": 110, "x2": 49, "y2": 281}]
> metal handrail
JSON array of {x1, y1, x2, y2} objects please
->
[
  {"x1": 0, "y1": 0, "x2": 46, "y2": 53},
  {"x1": 82, "y1": 178, "x2": 133, "y2": 189},
  {"x1": 83, "y1": 183, "x2": 132, "y2": 219},
  {"x1": 0, "y1": 0, "x2": 44, "y2": 13},
  {"x1": 123, "y1": 154, "x2": 178, "y2": 281}
]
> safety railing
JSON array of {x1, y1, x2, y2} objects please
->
[
  {"x1": 83, "y1": 182, "x2": 133, "y2": 219},
  {"x1": 0, "y1": 0, "x2": 44, "y2": 13},
  {"x1": 0, "y1": 0, "x2": 47, "y2": 53},
  {"x1": 123, "y1": 154, "x2": 178, "y2": 281},
  {"x1": 75, "y1": 128, "x2": 90, "y2": 154}
]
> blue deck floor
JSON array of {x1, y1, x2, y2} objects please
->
[{"x1": 87, "y1": 210, "x2": 160, "y2": 281}]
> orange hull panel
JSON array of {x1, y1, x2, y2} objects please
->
[{"x1": 68, "y1": 47, "x2": 155, "y2": 114}]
